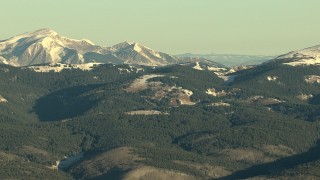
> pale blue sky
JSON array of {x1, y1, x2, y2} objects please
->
[{"x1": 1, "y1": 0, "x2": 320, "y2": 55}]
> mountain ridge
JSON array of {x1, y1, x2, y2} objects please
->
[
  {"x1": 176, "y1": 53, "x2": 275, "y2": 67},
  {"x1": 0, "y1": 29, "x2": 278, "y2": 68},
  {"x1": 0, "y1": 28, "x2": 106, "y2": 66},
  {"x1": 275, "y1": 44, "x2": 320, "y2": 66},
  {"x1": 0, "y1": 29, "x2": 181, "y2": 67}
]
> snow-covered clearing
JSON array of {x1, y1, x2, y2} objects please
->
[{"x1": 125, "y1": 110, "x2": 169, "y2": 115}]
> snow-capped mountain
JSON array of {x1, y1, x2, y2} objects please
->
[
  {"x1": 276, "y1": 44, "x2": 320, "y2": 66},
  {"x1": 0, "y1": 29, "x2": 107, "y2": 66},
  {"x1": 0, "y1": 29, "x2": 179, "y2": 67},
  {"x1": 112, "y1": 42, "x2": 179, "y2": 66}
]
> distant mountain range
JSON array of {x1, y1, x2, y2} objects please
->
[
  {"x1": 177, "y1": 44, "x2": 320, "y2": 67},
  {"x1": 1, "y1": 28, "x2": 320, "y2": 69},
  {"x1": 0, "y1": 29, "x2": 180, "y2": 67},
  {"x1": 0, "y1": 29, "x2": 274, "y2": 68},
  {"x1": 176, "y1": 53, "x2": 275, "y2": 67}
]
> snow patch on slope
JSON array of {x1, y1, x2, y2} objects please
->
[
  {"x1": 28, "y1": 63, "x2": 102, "y2": 72},
  {"x1": 125, "y1": 110, "x2": 169, "y2": 116},
  {"x1": 283, "y1": 58, "x2": 320, "y2": 66},
  {"x1": 0, "y1": 56, "x2": 8, "y2": 64},
  {"x1": 206, "y1": 88, "x2": 227, "y2": 97},
  {"x1": 297, "y1": 94, "x2": 313, "y2": 101},
  {"x1": 246, "y1": 96, "x2": 283, "y2": 105},
  {"x1": 207, "y1": 66, "x2": 227, "y2": 71},
  {"x1": 305, "y1": 75, "x2": 320, "y2": 84},
  {"x1": 267, "y1": 76, "x2": 278, "y2": 81},
  {"x1": 126, "y1": 75, "x2": 165, "y2": 92},
  {"x1": 118, "y1": 65, "x2": 144, "y2": 74},
  {"x1": 193, "y1": 62, "x2": 203, "y2": 70},
  {"x1": 209, "y1": 102, "x2": 231, "y2": 107},
  {"x1": 0, "y1": 95, "x2": 8, "y2": 103},
  {"x1": 220, "y1": 75, "x2": 237, "y2": 84}
]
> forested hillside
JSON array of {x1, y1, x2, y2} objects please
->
[{"x1": 1, "y1": 62, "x2": 320, "y2": 179}]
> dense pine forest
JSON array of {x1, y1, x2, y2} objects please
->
[{"x1": 1, "y1": 62, "x2": 320, "y2": 179}]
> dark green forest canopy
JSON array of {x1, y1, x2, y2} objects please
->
[{"x1": 0, "y1": 62, "x2": 320, "y2": 179}]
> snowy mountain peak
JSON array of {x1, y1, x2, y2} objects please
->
[
  {"x1": 113, "y1": 42, "x2": 158, "y2": 54},
  {"x1": 112, "y1": 41, "x2": 137, "y2": 49},
  {"x1": 111, "y1": 41, "x2": 179, "y2": 66},
  {"x1": 29, "y1": 28, "x2": 58, "y2": 36},
  {"x1": 0, "y1": 29, "x2": 104, "y2": 66},
  {"x1": 81, "y1": 39, "x2": 95, "y2": 45},
  {"x1": 0, "y1": 29, "x2": 180, "y2": 67}
]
